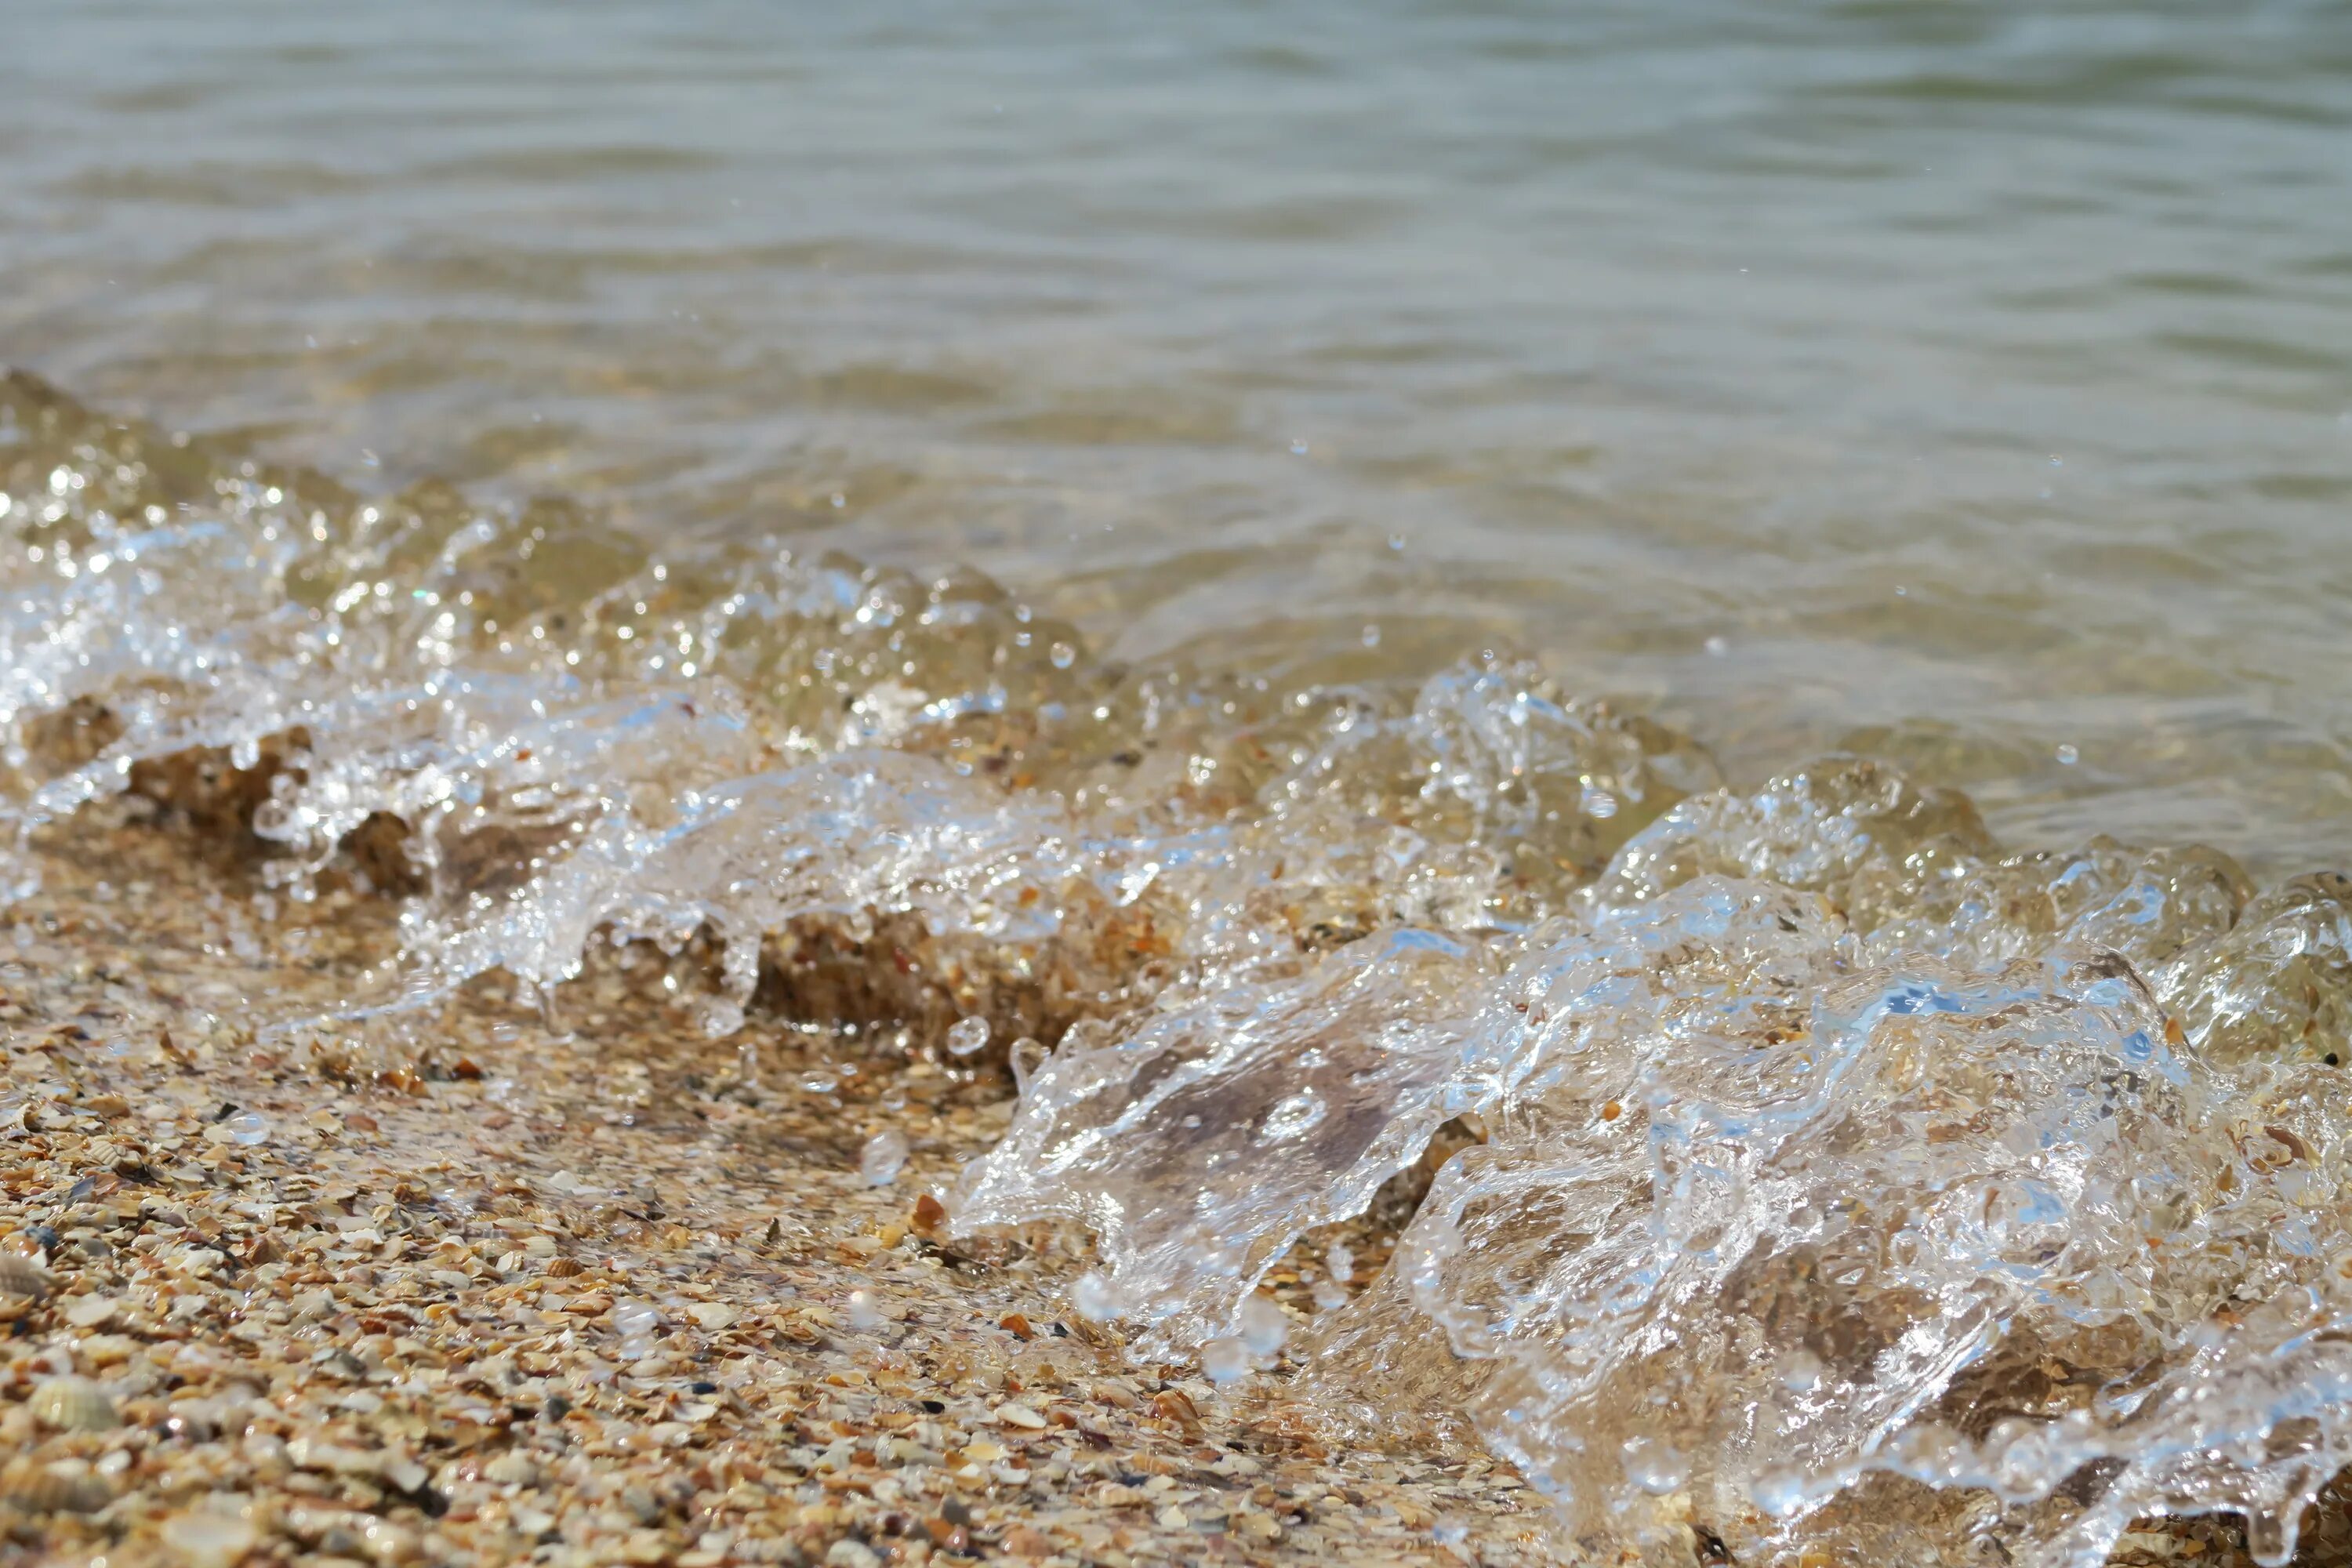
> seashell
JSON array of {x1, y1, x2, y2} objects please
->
[
  {"x1": 3, "y1": 1462, "x2": 113, "y2": 1515},
  {"x1": 0, "y1": 1253, "x2": 55, "y2": 1300},
  {"x1": 543, "y1": 1256, "x2": 583, "y2": 1278},
  {"x1": 29, "y1": 1374, "x2": 119, "y2": 1432}
]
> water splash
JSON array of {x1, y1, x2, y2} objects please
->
[
  {"x1": 15, "y1": 372, "x2": 2352, "y2": 1563},
  {"x1": 959, "y1": 775, "x2": 2352, "y2": 1566}
]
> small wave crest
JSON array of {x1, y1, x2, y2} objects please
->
[{"x1": 10, "y1": 371, "x2": 2352, "y2": 1565}]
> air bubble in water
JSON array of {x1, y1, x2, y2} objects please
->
[
  {"x1": 859, "y1": 1129, "x2": 909, "y2": 1187},
  {"x1": 1048, "y1": 641, "x2": 1076, "y2": 670},
  {"x1": 226, "y1": 1111, "x2": 270, "y2": 1145},
  {"x1": 847, "y1": 1288, "x2": 884, "y2": 1331},
  {"x1": 946, "y1": 1016, "x2": 989, "y2": 1057},
  {"x1": 1259, "y1": 1089, "x2": 1325, "y2": 1142}
]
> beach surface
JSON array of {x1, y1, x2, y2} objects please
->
[{"x1": 2, "y1": 808, "x2": 1561, "y2": 1568}]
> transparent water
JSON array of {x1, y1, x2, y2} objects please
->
[
  {"x1": 8, "y1": 3, "x2": 2352, "y2": 1563},
  {"x1": 9, "y1": 0, "x2": 2352, "y2": 868}
]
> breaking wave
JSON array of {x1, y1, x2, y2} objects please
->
[{"x1": 10, "y1": 369, "x2": 2352, "y2": 1565}]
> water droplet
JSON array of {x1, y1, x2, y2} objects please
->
[
  {"x1": 1621, "y1": 1436, "x2": 1686, "y2": 1496},
  {"x1": 1238, "y1": 1294, "x2": 1287, "y2": 1358},
  {"x1": 1312, "y1": 1279, "x2": 1348, "y2": 1312},
  {"x1": 1289, "y1": 438, "x2": 1309, "y2": 456},
  {"x1": 1008, "y1": 1036, "x2": 1048, "y2": 1095},
  {"x1": 1260, "y1": 1089, "x2": 1327, "y2": 1142},
  {"x1": 2056, "y1": 743, "x2": 2079, "y2": 766},
  {"x1": 610, "y1": 1299, "x2": 661, "y2": 1339},
  {"x1": 1704, "y1": 634, "x2": 1730, "y2": 657},
  {"x1": 1777, "y1": 1347, "x2": 1825, "y2": 1394},
  {"x1": 1200, "y1": 1335, "x2": 1252, "y2": 1385},
  {"x1": 1750, "y1": 1467, "x2": 1811, "y2": 1517},
  {"x1": 226, "y1": 1111, "x2": 269, "y2": 1146},
  {"x1": 1361, "y1": 623, "x2": 1381, "y2": 648},
  {"x1": 1072, "y1": 1272, "x2": 1121, "y2": 1322},
  {"x1": 1048, "y1": 641, "x2": 1076, "y2": 670},
  {"x1": 847, "y1": 1288, "x2": 884, "y2": 1331},
  {"x1": 946, "y1": 1016, "x2": 990, "y2": 1057},
  {"x1": 859, "y1": 1129, "x2": 909, "y2": 1187}
]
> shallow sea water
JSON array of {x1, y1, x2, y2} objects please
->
[{"x1": 8, "y1": 3, "x2": 2352, "y2": 1564}]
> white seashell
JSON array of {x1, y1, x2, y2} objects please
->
[{"x1": 29, "y1": 1375, "x2": 119, "y2": 1432}]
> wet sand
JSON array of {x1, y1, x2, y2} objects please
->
[{"x1": 0, "y1": 807, "x2": 1555, "y2": 1568}]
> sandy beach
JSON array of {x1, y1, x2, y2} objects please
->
[{"x1": 1, "y1": 804, "x2": 1564, "y2": 1568}]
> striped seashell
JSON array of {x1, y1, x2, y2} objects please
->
[
  {"x1": 0, "y1": 1253, "x2": 55, "y2": 1300},
  {"x1": 3, "y1": 1463, "x2": 113, "y2": 1515},
  {"x1": 29, "y1": 1375, "x2": 119, "y2": 1432}
]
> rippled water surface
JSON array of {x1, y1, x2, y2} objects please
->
[
  {"x1": 10, "y1": 5, "x2": 2352, "y2": 1565},
  {"x1": 9, "y1": 0, "x2": 2352, "y2": 866}
]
